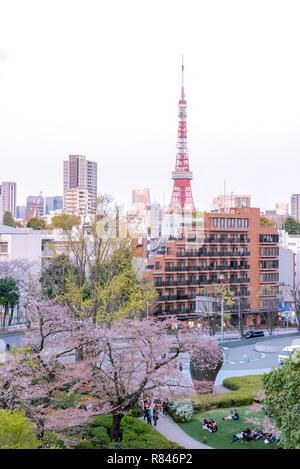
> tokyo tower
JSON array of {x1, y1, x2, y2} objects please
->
[{"x1": 170, "y1": 56, "x2": 195, "y2": 212}]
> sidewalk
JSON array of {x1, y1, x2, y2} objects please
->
[
  {"x1": 144, "y1": 414, "x2": 212, "y2": 450},
  {"x1": 213, "y1": 327, "x2": 299, "y2": 341}
]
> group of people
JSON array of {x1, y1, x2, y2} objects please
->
[
  {"x1": 223, "y1": 409, "x2": 240, "y2": 421},
  {"x1": 231, "y1": 427, "x2": 280, "y2": 445},
  {"x1": 202, "y1": 419, "x2": 218, "y2": 432},
  {"x1": 201, "y1": 410, "x2": 279, "y2": 447},
  {"x1": 143, "y1": 399, "x2": 169, "y2": 426}
]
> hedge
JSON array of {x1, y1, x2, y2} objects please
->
[
  {"x1": 190, "y1": 374, "x2": 263, "y2": 412},
  {"x1": 83, "y1": 414, "x2": 181, "y2": 449}
]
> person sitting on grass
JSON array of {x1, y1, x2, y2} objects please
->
[
  {"x1": 231, "y1": 431, "x2": 245, "y2": 443},
  {"x1": 232, "y1": 410, "x2": 240, "y2": 420},
  {"x1": 223, "y1": 410, "x2": 233, "y2": 421},
  {"x1": 202, "y1": 419, "x2": 210, "y2": 430},
  {"x1": 208, "y1": 419, "x2": 218, "y2": 432},
  {"x1": 263, "y1": 433, "x2": 280, "y2": 445},
  {"x1": 243, "y1": 427, "x2": 254, "y2": 441}
]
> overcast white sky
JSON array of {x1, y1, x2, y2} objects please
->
[{"x1": 0, "y1": 0, "x2": 300, "y2": 212}]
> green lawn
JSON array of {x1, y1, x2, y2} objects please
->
[{"x1": 178, "y1": 406, "x2": 277, "y2": 450}]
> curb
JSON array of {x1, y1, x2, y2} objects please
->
[{"x1": 255, "y1": 337, "x2": 300, "y2": 353}]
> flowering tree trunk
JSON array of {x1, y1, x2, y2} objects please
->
[
  {"x1": 189, "y1": 338, "x2": 223, "y2": 393},
  {"x1": 110, "y1": 412, "x2": 124, "y2": 441}
]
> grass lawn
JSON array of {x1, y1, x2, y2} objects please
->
[{"x1": 178, "y1": 406, "x2": 278, "y2": 450}]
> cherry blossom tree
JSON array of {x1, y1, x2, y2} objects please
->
[{"x1": 0, "y1": 299, "x2": 222, "y2": 443}]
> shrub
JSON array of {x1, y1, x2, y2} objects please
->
[
  {"x1": 74, "y1": 440, "x2": 94, "y2": 449},
  {"x1": 42, "y1": 431, "x2": 66, "y2": 449},
  {"x1": 83, "y1": 414, "x2": 181, "y2": 449},
  {"x1": 190, "y1": 375, "x2": 262, "y2": 412},
  {"x1": 89, "y1": 426, "x2": 110, "y2": 446},
  {"x1": 0, "y1": 409, "x2": 41, "y2": 449},
  {"x1": 88, "y1": 414, "x2": 112, "y2": 430},
  {"x1": 120, "y1": 416, "x2": 180, "y2": 449},
  {"x1": 168, "y1": 400, "x2": 194, "y2": 423}
]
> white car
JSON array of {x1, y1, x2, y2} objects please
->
[{"x1": 278, "y1": 345, "x2": 300, "y2": 364}]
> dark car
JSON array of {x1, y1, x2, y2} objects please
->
[{"x1": 244, "y1": 330, "x2": 265, "y2": 339}]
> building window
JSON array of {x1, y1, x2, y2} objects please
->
[
  {"x1": 0, "y1": 242, "x2": 8, "y2": 254},
  {"x1": 259, "y1": 234, "x2": 279, "y2": 243}
]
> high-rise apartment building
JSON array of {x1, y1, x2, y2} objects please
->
[
  {"x1": 212, "y1": 194, "x2": 251, "y2": 211},
  {"x1": 63, "y1": 155, "x2": 97, "y2": 215},
  {"x1": 65, "y1": 189, "x2": 89, "y2": 216},
  {"x1": 147, "y1": 207, "x2": 279, "y2": 328},
  {"x1": 0, "y1": 182, "x2": 17, "y2": 222},
  {"x1": 291, "y1": 194, "x2": 300, "y2": 221}
]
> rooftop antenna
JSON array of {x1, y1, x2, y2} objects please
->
[{"x1": 181, "y1": 54, "x2": 185, "y2": 101}]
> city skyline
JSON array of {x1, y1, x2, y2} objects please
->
[{"x1": 1, "y1": 1, "x2": 300, "y2": 212}]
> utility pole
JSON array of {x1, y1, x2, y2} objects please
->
[{"x1": 221, "y1": 298, "x2": 224, "y2": 342}]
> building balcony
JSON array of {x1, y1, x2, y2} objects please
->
[
  {"x1": 205, "y1": 237, "x2": 250, "y2": 244},
  {"x1": 158, "y1": 294, "x2": 196, "y2": 302}
]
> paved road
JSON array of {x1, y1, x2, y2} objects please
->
[{"x1": 142, "y1": 414, "x2": 212, "y2": 449}]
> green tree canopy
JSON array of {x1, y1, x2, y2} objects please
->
[
  {"x1": 49, "y1": 213, "x2": 81, "y2": 231},
  {"x1": 2, "y1": 211, "x2": 16, "y2": 227},
  {"x1": 27, "y1": 217, "x2": 46, "y2": 230},
  {"x1": 0, "y1": 409, "x2": 41, "y2": 449},
  {"x1": 262, "y1": 349, "x2": 300, "y2": 449},
  {"x1": 284, "y1": 216, "x2": 300, "y2": 235},
  {"x1": 0, "y1": 277, "x2": 20, "y2": 328},
  {"x1": 260, "y1": 216, "x2": 276, "y2": 227},
  {"x1": 40, "y1": 254, "x2": 79, "y2": 299}
]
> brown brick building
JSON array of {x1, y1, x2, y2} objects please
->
[{"x1": 147, "y1": 207, "x2": 279, "y2": 328}]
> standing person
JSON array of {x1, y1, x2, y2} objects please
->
[
  {"x1": 153, "y1": 404, "x2": 159, "y2": 426},
  {"x1": 157, "y1": 401, "x2": 162, "y2": 413},
  {"x1": 146, "y1": 407, "x2": 152, "y2": 425},
  {"x1": 179, "y1": 362, "x2": 183, "y2": 372},
  {"x1": 163, "y1": 400, "x2": 169, "y2": 415},
  {"x1": 143, "y1": 399, "x2": 149, "y2": 421}
]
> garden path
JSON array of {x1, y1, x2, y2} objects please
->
[{"x1": 143, "y1": 414, "x2": 212, "y2": 450}]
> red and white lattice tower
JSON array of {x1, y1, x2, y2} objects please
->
[{"x1": 170, "y1": 56, "x2": 195, "y2": 212}]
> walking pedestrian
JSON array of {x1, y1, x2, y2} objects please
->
[
  {"x1": 146, "y1": 408, "x2": 152, "y2": 425},
  {"x1": 163, "y1": 400, "x2": 169, "y2": 415},
  {"x1": 153, "y1": 404, "x2": 159, "y2": 426}
]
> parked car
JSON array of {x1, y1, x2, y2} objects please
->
[
  {"x1": 244, "y1": 330, "x2": 265, "y2": 339},
  {"x1": 278, "y1": 345, "x2": 300, "y2": 364}
]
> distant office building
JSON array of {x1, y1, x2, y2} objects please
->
[
  {"x1": 63, "y1": 155, "x2": 97, "y2": 214},
  {"x1": 291, "y1": 194, "x2": 300, "y2": 221},
  {"x1": 0, "y1": 182, "x2": 17, "y2": 222},
  {"x1": 132, "y1": 189, "x2": 150, "y2": 217},
  {"x1": 149, "y1": 202, "x2": 163, "y2": 238},
  {"x1": 264, "y1": 210, "x2": 286, "y2": 229},
  {"x1": 211, "y1": 194, "x2": 251, "y2": 211},
  {"x1": 276, "y1": 202, "x2": 289, "y2": 216},
  {"x1": 263, "y1": 202, "x2": 289, "y2": 229},
  {"x1": 45, "y1": 196, "x2": 63, "y2": 215},
  {"x1": 16, "y1": 206, "x2": 26, "y2": 220},
  {"x1": 132, "y1": 188, "x2": 150, "y2": 206},
  {"x1": 25, "y1": 195, "x2": 45, "y2": 219}
]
